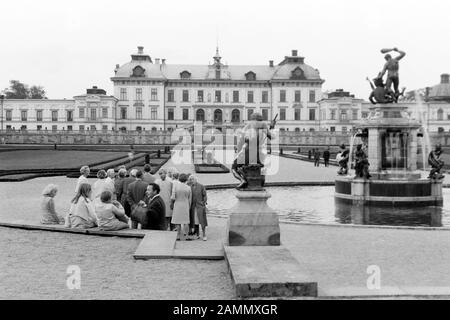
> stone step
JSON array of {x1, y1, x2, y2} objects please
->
[
  {"x1": 133, "y1": 231, "x2": 178, "y2": 260},
  {"x1": 133, "y1": 230, "x2": 224, "y2": 260},
  {"x1": 224, "y1": 245, "x2": 318, "y2": 298}
]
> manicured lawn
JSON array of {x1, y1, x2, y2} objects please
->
[{"x1": 0, "y1": 150, "x2": 127, "y2": 170}]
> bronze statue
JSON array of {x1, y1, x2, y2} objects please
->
[
  {"x1": 232, "y1": 113, "x2": 276, "y2": 190},
  {"x1": 379, "y1": 47, "x2": 406, "y2": 102},
  {"x1": 367, "y1": 77, "x2": 395, "y2": 105},
  {"x1": 428, "y1": 145, "x2": 445, "y2": 179},
  {"x1": 354, "y1": 144, "x2": 371, "y2": 179},
  {"x1": 336, "y1": 144, "x2": 349, "y2": 175}
]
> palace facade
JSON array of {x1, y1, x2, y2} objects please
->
[{"x1": 1, "y1": 47, "x2": 450, "y2": 134}]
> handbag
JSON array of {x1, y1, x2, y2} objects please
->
[{"x1": 131, "y1": 204, "x2": 148, "y2": 226}]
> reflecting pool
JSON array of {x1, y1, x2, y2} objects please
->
[{"x1": 207, "y1": 186, "x2": 450, "y2": 227}]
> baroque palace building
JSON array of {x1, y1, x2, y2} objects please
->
[
  {"x1": 1, "y1": 47, "x2": 325, "y2": 133},
  {"x1": 2, "y1": 47, "x2": 450, "y2": 134}
]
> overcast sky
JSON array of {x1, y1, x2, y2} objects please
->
[{"x1": 1, "y1": 0, "x2": 449, "y2": 100}]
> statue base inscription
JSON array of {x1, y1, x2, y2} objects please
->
[{"x1": 226, "y1": 191, "x2": 280, "y2": 246}]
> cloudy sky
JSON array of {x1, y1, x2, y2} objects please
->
[{"x1": 1, "y1": 0, "x2": 449, "y2": 100}]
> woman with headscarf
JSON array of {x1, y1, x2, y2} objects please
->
[{"x1": 40, "y1": 184, "x2": 64, "y2": 225}]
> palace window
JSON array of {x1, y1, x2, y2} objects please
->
[
  {"x1": 36, "y1": 110, "x2": 43, "y2": 122},
  {"x1": 79, "y1": 125, "x2": 85, "y2": 132},
  {"x1": 262, "y1": 91, "x2": 268, "y2": 103},
  {"x1": 6, "y1": 110, "x2": 12, "y2": 121},
  {"x1": 168, "y1": 90, "x2": 175, "y2": 102},
  {"x1": 182, "y1": 90, "x2": 189, "y2": 102},
  {"x1": 120, "y1": 88, "x2": 127, "y2": 101},
  {"x1": 233, "y1": 91, "x2": 239, "y2": 103},
  {"x1": 215, "y1": 90, "x2": 221, "y2": 103},
  {"x1": 262, "y1": 109, "x2": 269, "y2": 121},
  {"x1": 52, "y1": 125, "x2": 57, "y2": 132},
  {"x1": 182, "y1": 109, "x2": 189, "y2": 120},
  {"x1": 294, "y1": 108, "x2": 301, "y2": 121},
  {"x1": 247, "y1": 91, "x2": 254, "y2": 103},
  {"x1": 136, "y1": 107, "x2": 142, "y2": 120},
  {"x1": 90, "y1": 109, "x2": 96, "y2": 121},
  {"x1": 151, "y1": 88, "x2": 158, "y2": 101},
  {"x1": 120, "y1": 107, "x2": 127, "y2": 120},
  {"x1": 295, "y1": 90, "x2": 301, "y2": 103},
  {"x1": 21, "y1": 110, "x2": 28, "y2": 121},
  {"x1": 330, "y1": 110, "x2": 336, "y2": 120},
  {"x1": 280, "y1": 109, "x2": 286, "y2": 121},
  {"x1": 280, "y1": 90, "x2": 286, "y2": 103},
  {"x1": 151, "y1": 108, "x2": 157, "y2": 120},
  {"x1": 67, "y1": 110, "x2": 73, "y2": 122},
  {"x1": 196, "y1": 109, "x2": 205, "y2": 122},
  {"x1": 168, "y1": 108, "x2": 174, "y2": 120},
  {"x1": 136, "y1": 88, "x2": 143, "y2": 101},
  {"x1": 102, "y1": 108, "x2": 108, "y2": 118},
  {"x1": 309, "y1": 109, "x2": 316, "y2": 121},
  {"x1": 309, "y1": 90, "x2": 316, "y2": 103},
  {"x1": 340, "y1": 110, "x2": 347, "y2": 121},
  {"x1": 352, "y1": 109, "x2": 358, "y2": 120},
  {"x1": 79, "y1": 108, "x2": 85, "y2": 118},
  {"x1": 438, "y1": 109, "x2": 444, "y2": 121},
  {"x1": 197, "y1": 90, "x2": 204, "y2": 102},
  {"x1": 102, "y1": 125, "x2": 108, "y2": 133}
]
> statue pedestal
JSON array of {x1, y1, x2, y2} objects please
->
[{"x1": 226, "y1": 191, "x2": 280, "y2": 246}]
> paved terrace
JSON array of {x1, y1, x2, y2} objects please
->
[{"x1": 1, "y1": 154, "x2": 450, "y2": 298}]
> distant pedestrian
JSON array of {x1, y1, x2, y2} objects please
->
[
  {"x1": 308, "y1": 149, "x2": 312, "y2": 160},
  {"x1": 323, "y1": 147, "x2": 331, "y2": 167},
  {"x1": 314, "y1": 149, "x2": 321, "y2": 167}
]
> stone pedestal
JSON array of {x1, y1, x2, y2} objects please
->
[{"x1": 226, "y1": 191, "x2": 280, "y2": 246}]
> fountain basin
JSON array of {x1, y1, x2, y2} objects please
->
[{"x1": 335, "y1": 176, "x2": 443, "y2": 207}]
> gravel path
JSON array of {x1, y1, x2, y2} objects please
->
[{"x1": 0, "y1": 227, "x2": 235, "y2": 299}]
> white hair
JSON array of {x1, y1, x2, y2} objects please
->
[
  {"x1": 42, "y1": 184, "x2": 58, "y2": 196},
  {"x1": 130, "y1": 169, "x2": 138, "y2": 177},
  {"x1": 107, "y1": 169, "x2": 115, "y2": 178},
  {"x1": 80, "y1": 166, "x2": 90, "y2": 175}
]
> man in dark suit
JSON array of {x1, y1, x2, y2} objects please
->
[
  {"x1": 126, "y1": 170, "x2": 149, "y2": 228},
  {"x1": 120, "y1": 168, "x2": 137, "y2": 218},
  {"x1": 143, "y1": 183, "x2": 166, "y2": 230}
]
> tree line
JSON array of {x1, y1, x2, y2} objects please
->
[{"x1": 2, "y1": 80, "x2": 47, "y2": 99}]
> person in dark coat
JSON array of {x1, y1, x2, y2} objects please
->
[
  {"x1": 323, "y1": 147, "x2": 331, "y2": 167},
  {"x1": 187, "y1": 175, "x2": 208, "y2": 241},
  {"x1": 120, "y1": 168, "x2": 137, "y2": 218},
  {"x1": 314, "y1": 149, "x2": 321, "y2": 167},
  {"x1": 143, "y1": 183, "x2": 166, "y2": 230},
  {"x1": 126, "y1": 170, "x2": 149, "y2": 228}
]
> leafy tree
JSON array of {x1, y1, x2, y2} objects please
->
[
  {"x1": 29, "y1": 85, "x2": 46, "y2": 99},
  {"x1": 2, "y1": 80, "x2": 47, "y2": 99}
]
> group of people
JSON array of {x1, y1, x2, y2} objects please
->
[
  {"x1": 308, "y1": 148, "x2": 331, "y2": 167},
  {"x1": 40, "y1": 164, "x2": 209, "y2": 241}
]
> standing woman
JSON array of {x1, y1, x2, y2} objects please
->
[
  {"x1": 66, "y1": 183, "x2": 97, "y2": 229},
  {"x1": 40, "y1": 184, "x2": 64, "y2": 224},
  {"x1": 92, "y1": 170, "x2": 108, "y2": 202},
  {"x1": 75, "y1": 166, "x2": 90, "y2": 194},
  {"x1": 170, "y1": 173, "x2": 192, "y2": 240}
]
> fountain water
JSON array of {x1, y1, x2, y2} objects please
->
[
  {"x1": 414, "y1": 91, "x2": 432, "y2": 171},
  {"x1": 335, "y1": 102, "x2": 443, "y2": 207}
]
